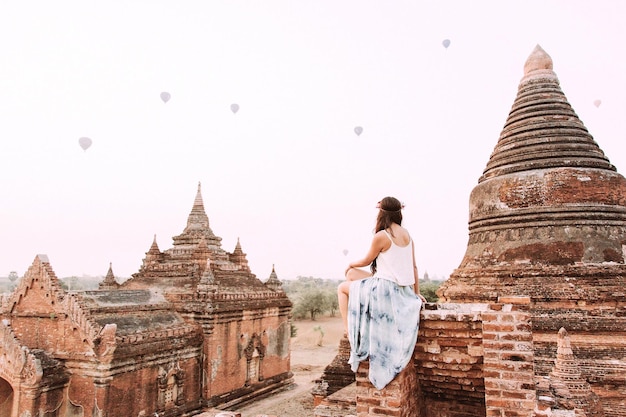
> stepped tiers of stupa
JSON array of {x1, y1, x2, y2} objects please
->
[
  {"x1": 0, "y1": 183, "x2": 292, "y2": 417},
  {"x1": 437, "y1": 45, "x2": 626, "y2": 413},
  {"x1": 314, "y1": 46, "x2": 625, "y2": 417}
]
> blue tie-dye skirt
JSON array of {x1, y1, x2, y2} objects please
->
[{"x1": 347, "y1": 277, "x2": 422, "y2": 390}]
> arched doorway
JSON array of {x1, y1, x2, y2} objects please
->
[{"x1": 0, "y1": 377, "x2": 14, "y2": 417}]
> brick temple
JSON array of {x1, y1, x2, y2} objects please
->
[
  {"x1": 314, "y1": 46, "x2": 625, "y2": 417},
  {"x1": 0, "y1": 183, "x2": 293, "y2": 417}
]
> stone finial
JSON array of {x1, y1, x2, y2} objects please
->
[
  {"x1": 557, "y1": 327, "x2": 573, "y2": 355},
  {"x1": 233, "y1": 237, "x2": 243, "y2": 254},
  {"x1": 520, "y1": 44, "x2": 559, "y2": 86},
  {"x1": 99, "y1": 262, "x2": 119, "y2": 289},
  {"x1": 193, "y1": 182, "x2": 204, "y2": 213},
  {"x1": 172, "y1": 182, "x2": 218, "y2": 243},
  {"x1": 230, "y1": 238, "x2": 250, "y2": 271},
  {"x1": 148, "y1": 235, "x2": 161, "y2": 255},
  {"x1": 524, "y1": 44, "x2": 553, "y2": 75},
  {"x1": 264, "y1": 265, "x2": 283, "y2": 292},
  {"x1": 36, "y1": 254, "x2": 50, "y2": 263},
  {"x1": 184, "y1": 181, "x2": 211, "y2": 232},
  {"x1": 198, "y1": 258, "x2": 217, "y2": 294}
]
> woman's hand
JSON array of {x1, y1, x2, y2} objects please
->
[
  {"x1": 344, "y1": 265, "x2": 354, "y2": 277},
  {"x1": 417, "y1": 293, "x2": 427, "y2": 303}
]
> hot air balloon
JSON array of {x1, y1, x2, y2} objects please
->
[
  {"x1": 442, "y1": 39, "x2": 451, "y2": 49},
  {"x1": 78, "y1": 137, "x2": 92, "y2": 151},
  {"x1": 354, "y1": 126, "x2": 363, "y2": 136},
  {"x1": 160, "y1": 92, "x2": 171, "y2": 103},
  {"x1": 342, "y1": 249, "x2": 349, "y2": 256},
  {"x1": 230, "y1": 103, "x2": 239, "y2": 114},
  {"x1": 593, "y1": 99, "x2": 601, "y2": 108}
]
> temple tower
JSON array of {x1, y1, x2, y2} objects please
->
[{"x1": 438, "y1": 45, "x2": 626, "y2": 415}]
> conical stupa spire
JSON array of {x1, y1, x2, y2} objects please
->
[
  {"x1": 234, "y1": 237, "x2": 243, "y2": 254},
  {"x1": 229, "y1": 237, "x2": 250, "y2": 271},
  {"x1": 480, "y1": 45, "x2": 613, "y2": 182},
  {"x1": 192, "y1": 182, "x2": 206, "y2": 216},
  {"x1": 197, "y1": 257, "x2": 217, "y2": 294},
  {"x1": 148, "y1": 235, "x2": 161, "y2": 255},
  {"x1": 265, "y1": 264, "x2": 283, "y2": 292},
  {"x1": 549, "y1": 328, "x2": 604, "y2": 414},
  {"x1": 439, "y1": 45, "x2": 626, "y2": 300},
  {"x1": 171, "y1": 182, "x2": 223, "y2": 251},
  {"x1": 99, "y1": 262, "x2": 119, "y2": 289},
  {"x1": 185, "y1": 182, "x2": 211, "y2": 232}
]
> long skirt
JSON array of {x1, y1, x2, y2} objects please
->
[{"x1": 347, "y1": 277, "x2": 422, "y2": 390}]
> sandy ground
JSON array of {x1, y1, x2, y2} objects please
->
[{"x1": 233, "y1": 315, "x2": 344, "y2": 417}]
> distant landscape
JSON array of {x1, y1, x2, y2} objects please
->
[
  {"x1": 283, "y1": 276, "x2": 442, "y2": 322},
  {"x1": 0, "y1": 274, "x2": 442, "y2": 305}
]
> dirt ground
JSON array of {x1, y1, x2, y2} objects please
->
[{"x1": 233, "y1": 315, "x2": 344, "y2": 417}]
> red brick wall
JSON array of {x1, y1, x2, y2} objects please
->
[
  {"x1": 355, "y1": 360, "x2": 418, "y2": 417},
  {"x1": 206, "y1": 306, "x2": 291, "y2": 404},
  {"x1": 414, "y1": 304, "x2": 486, "y2": 417},
  {"x1": 350, "y1": 300, "x2": 542, "y2": 417},
  {"x1": 481, "y1": 298, "x2": 538, "y2": 417}
]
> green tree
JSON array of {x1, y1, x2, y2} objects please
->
[
  {"x1": 420, "y1": 280, "x2": 441, "y2": 303},
  {"x1": 292, "y1": 290, "x2": 329, "y2": 320},
  {"x1": 326, "y1": 292, "x2": 338, "y2": 317}
]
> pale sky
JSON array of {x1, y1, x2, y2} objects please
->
[{"x1": 1, "y1": 1, "x2": 625, "y2": 282}]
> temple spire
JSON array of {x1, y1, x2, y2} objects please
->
[
  {"x1": 549, "y1": 328, "x2": 603, "y2": 414},
  {"x1": 99, "y1": 262, "x2": 120, "y2": 289},
  {"x1": 229, "y1": 237, "x2": 250, "y2": 271},
  {"x1": 182, "y1": 181, "x2": 211, "y2": 232},
  {"x1": 192, "y1": 182, "x2": 205, "y2": 217},
  {"x1": 480, "y1": 45, "x2": 613, "y2": 183},
  {"x1": 197, "y1": 257, "x2": 217, "y2": 294},
  {"x1": 169, "y1": 182, "x2": 224, "y2": 254},
  {"x1": 265, "y1": 264, "x2": 283, "y2": 292},
  {"x1": 148, "y1": 235, "x2": 160, "y2": 255}
]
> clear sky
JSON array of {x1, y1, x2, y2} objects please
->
[{"x1": 1, "y1": 1, "x2": 625, "y2": 282}]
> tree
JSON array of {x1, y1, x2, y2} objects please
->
[
  {"x1": 292, "y1": 290, "x2": 329, "y2": 320},
  {"x1": 326, "y1": 292, "x2": 338, "y2": 317},
  {"x1": 8, "y1": 271, "x2": 18, "y2": 282},
  {"x1": 420, "y1": 280, "x2": 441, "y2": 302}
]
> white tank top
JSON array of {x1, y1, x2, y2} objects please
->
[{"x1": 374, "y1": 230, "x2": 415, "y2": 287}]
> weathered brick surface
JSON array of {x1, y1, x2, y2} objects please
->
[
  {"x1": 415, "y1": 304, "x2": 487, "y2": 417},
  {"x1": 436, "y1": 46, "x2": 623, "y2": 417},
  {"x1": 354, "y1": 360, "x2": 418, "y2": 417},
  {"x1": 316, "y1": 335, "x2": 356, "y2": 397},
  {"x1": 482, "y1": 301, "x2": 537, "y2": 417}
]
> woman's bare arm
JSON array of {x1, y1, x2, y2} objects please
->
[
  {"x1": 345, "y1": 231, "x2": 390, "y2": 276},
  {"x1": 412, "y1": 241, "x2": 426, "y2": 302}
]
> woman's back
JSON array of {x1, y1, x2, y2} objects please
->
[{"x1": 375, "y1": 226, "x2": 415, "y2": 286}]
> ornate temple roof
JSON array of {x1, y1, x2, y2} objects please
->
[
  {"x1": 169, "y1": 182, "x2": 223, "y2": 253},
  {"x1": 125, "y1": 183, "x2": 289, "y2": 304}
]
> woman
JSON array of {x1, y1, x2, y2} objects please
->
[{"x1": 337, "y1": 196, "x2": 425, "y2": 390}]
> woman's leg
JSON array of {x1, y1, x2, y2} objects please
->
[
  {"x1": 338, "y1": 268, "x2": 372, "y2": 334},
  {"x1": 345, "y1": 267, "x2": 371, "y2": 282},
  {"x1": 338, "y1": 281, "x2": 351, "y2": 334}
]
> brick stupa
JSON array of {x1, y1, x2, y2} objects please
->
[{"x1": 438, "y1": 45, "x2": 626, "y2": 415}]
